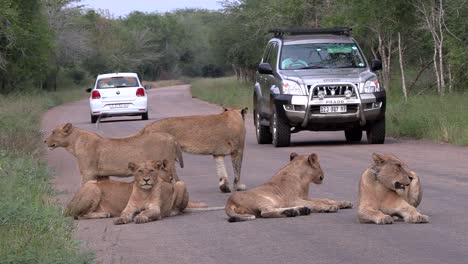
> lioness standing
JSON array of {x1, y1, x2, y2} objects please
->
[
  {"x1": 225, "y1": 152, "x2": 353, "y2": 222},
  {"x1": 138, "y1": 108, "x2": 248, "y2": 193},
  {"x1": 44, "y1": 123, "x2": 183, "y2": 184},
  {"x1": 358, "y1": 153, "x2": 428, "y2": 224}
]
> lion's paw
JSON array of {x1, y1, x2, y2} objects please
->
[
  {"x1": 219, "y1": 178, "x2": 231, "y2": 193},
  {"x1": 407, "y1": 213, "x2": 429, "y2": 224},
  {"x1": 282, "y1": 208, "x2": 299, "y2": 217},
  {"x1": 339, "y1": 201, "x2": 353, "y2": 209},
  {"x1": 321, "y1": 205, "x2": 339, "y2": 213},
  {"x1": 113, "y1": 217, "x2": 130, "y2": 225},
  {"x1": 135, "y1": 215, "x2": 150, "y2": 224},
  {"x1": 298, "y1": 207, "x2": 311, "y2": 215},
  {"x1": 234, "y1": 183, "x2": 247, "y2": 191},
  {"x1": 375, "y1": 215, "x2": 394, "y2": 225}
]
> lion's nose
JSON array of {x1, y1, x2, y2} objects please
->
[
  {"x1": 143, "y1": 178, "x2": 150, "y2": 183},
  {"x1": 319, "y1": 175, "x2": 324, "y2": 181}
]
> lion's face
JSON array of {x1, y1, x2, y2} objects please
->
[
  {"x1": 128, "y1": 160, "x2": 169, "y2": 190},
  {"x1": 289, "y1": 152, "x2": 324, "y2": 184},
  {"x1": 372, "y1": 153, "x2": 414, "y2": 194},
  {"x1": 44, "y1": 123, "x2": 73, "y2": 149}
]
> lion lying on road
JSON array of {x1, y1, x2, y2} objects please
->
[
  {"x1": 138, "y1": 108, "x2": 248, "y2": 193},
  {"x1": 358, "y1": 153, "x2": 428, "y2": 224},
  {"x1": 45, "y1": 123, "x2": 183, "y2": 184},
  {"x1": 225, "y1": 152, "x2": 353, "y2": 222},
  {"x1": 114, "y1": 160, "x2": 195, "y2": 224},
  {"x1": 65, "y1": 160, "x2": 207, "y2": 221}
]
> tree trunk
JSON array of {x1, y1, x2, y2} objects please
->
[{"x1": 398, "y1": 32, "x2": 407, "y2": 101}]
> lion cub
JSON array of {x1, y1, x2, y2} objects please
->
[
  {"x1": 114, "y1": 160, "x2": 190, "y2": 225},
  {"x1": 225, "y1": 152, "x2": 353, "y2": 222},
  {"x1": 358, "y1": 153, "x2": 428, "y2": 224}
]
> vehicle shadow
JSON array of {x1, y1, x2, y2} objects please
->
[{"x1": 290, "y1": 137, "x2": 398, "y2": 147}]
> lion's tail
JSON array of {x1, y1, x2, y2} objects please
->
[
  {"x1": 183, "y1": 201, "x2": 225, "y2": 213},
  {"x1": 175, "y1": 141, "x2": 184, "y2": 168},
  {"x1": 64, "y1": 181, "x2": 101, "y2": 218},
  {"x1": 225, "y1": 203, "x2": 256, "y2": 223}
]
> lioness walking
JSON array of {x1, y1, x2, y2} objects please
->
[
  {"x1": 138, "y1": 108, "x2": 248, "y2": 193},
  {"x1": 225, "y1": 152, "x2": 353, "y2": 222},
  {"x1": 358, "y1": 153, "x2": 428, "y2": 224},
  {"x1": 44, "y1": 123, "x2": 183, "y2": 184}
]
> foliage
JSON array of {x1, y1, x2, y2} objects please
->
[{"x1": 0, "y1": 89, "x2": 93, "y2": 263}]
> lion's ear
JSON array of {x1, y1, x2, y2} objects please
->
[
  {"x1": 290, "y1": 152, "x2": 299, "y2": 161},
  {"x1": 161, "y1": 159, "x2": 169, "y2": 171},
  {"x1": 372, "y1": 153, "x2": 386, "y2": 167},
  {"x1": 128, "y1": 162, "x2": 138, "y2": 172},
  {"x1": 62, "y1": 123, "x2": 73, "y2": 135},
  {"x1": 308, "y1": 153, "x2": 318, "y2": 165}
]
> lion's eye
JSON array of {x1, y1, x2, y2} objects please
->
[
  {"x1": 149, "y1": 169, "x2": 154, "y2": 173},
  {"x1": 138, "y1": 170, "x2": 143, "y2": 173}
]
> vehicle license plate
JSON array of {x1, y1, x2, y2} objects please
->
[
  {"x1": 109, "y1": 103, "x2": 129, "y2": 109},
  {"x1": 320, "y1": 105, "x2": 347, "y2": 113}
]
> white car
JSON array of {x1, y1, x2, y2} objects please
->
[{"x1": 87, "y1": 73, "x2": 148, "y2": 123}]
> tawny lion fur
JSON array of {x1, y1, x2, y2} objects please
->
[
  {"x1": 225, "y1": 152, "x2": 353, "y2": 222},
  {"x1": 357, "y1": 153, "x2": 428, "y2": 224},
  {"x1": 64, "y1": 160, "x2": 207, "y2": 221},
  {"x1": 138, "y1": 107, "x2": 248, "y2": 193},
  {"x1": 45, "y1": 123, "x2": 183, "y2": 184}
]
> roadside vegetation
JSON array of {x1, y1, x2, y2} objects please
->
[
  {"x1": 190, "y1": 77, "x2": 253, "y2": 109},
  {"x1": 0, "y1": 90, "x2": 93, "y2": 263}
]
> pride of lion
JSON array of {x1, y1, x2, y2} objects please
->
[{"x1": 46, "y1": 107, "x2": 429, "y2": 225}]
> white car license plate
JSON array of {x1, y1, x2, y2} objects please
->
[
  {"x1": 109, "y1": 103, "x2": 129, "y2": 109},
  {"x1": 320, "y1": 105, "x2": 347, "y2": 113}
]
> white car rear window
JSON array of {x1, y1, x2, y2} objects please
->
[{"x1": 97, "y1": 77, "x2": 139, "y2": 89}]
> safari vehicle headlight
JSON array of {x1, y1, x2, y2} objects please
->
[
  {"x1": 361, "y1": 79, "x2": 381, "y2": 93},
  {"x1": 282, "y1": 80, "x2": 303, "y2": 95}
]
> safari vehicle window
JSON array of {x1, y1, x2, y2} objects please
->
[
  {"x1": 97, "y1": 77, "x2": 139, "y2": 89},
  {"x1": 280, "y1": 43, "x2": 366, "y2": 70}
]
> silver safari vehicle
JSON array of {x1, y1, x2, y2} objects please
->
[{"x1": 254, "y1": 28, "x2": 386, "y2": 147}]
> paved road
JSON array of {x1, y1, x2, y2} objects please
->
[{"x1": 42, "y1": 85, "x2": 468, "y2": 264}]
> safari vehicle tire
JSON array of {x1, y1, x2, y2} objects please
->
[
  {"x1": 345, "y1": 127, "x2": 363, "y2": 142},
  {"x1": 367, "y1": 117, "x2": 385, "y2": 144},
  {"x1": 272, "y1": 109, "x2": 290, "y2": 147},
  {"x1": 142, "y1": 113, "x2": 149, "y2": 120},
  {"x1": 255, "y1": 110, "x2": 272, "y2": 144},
  {"x1": 91, "y1": 115, "x2": 98, "y2": 124}
]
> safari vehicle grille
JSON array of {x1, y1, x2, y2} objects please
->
[
  {"x1": 310, "y1": 105, "x2": 358, "y2": 114},
  {"x1": 308, "y1": 84, "x2": 358, "y2": 97}
]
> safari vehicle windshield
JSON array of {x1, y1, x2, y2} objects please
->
[
  {"x1": 97, "y1": 77, "x2": 139, "y2": 89},
  {"x1": 280, "y1": 43, "x2": 366, "y2": 70}
]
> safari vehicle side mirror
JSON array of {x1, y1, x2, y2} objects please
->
[
  {"x1": 370, "y1": 59, "x2": 382, "y2": 72},
  {"x1": 86, "y1": 88, "x2": 92, "y2": 93},
  {"x1": 258, "y1": 63, "x2": 273, "y2": 75},
  {"x1": 144, "y1": 84, "x2": 152, "y2": 90}
]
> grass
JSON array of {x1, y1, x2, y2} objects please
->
[
  {"x1": 0, "y1": 88, "x2": 93, "y2": 263},
  {"x1": 190, "y1": 76, "x2": 253, "y2": 109},
  {"x1": 143, "y1": 79, "x2": 186, "y2": 88},
  {"x1": 189, "y1": 76, "x2": 468, "y2": 146},
  {"x1": 387, "y1": 93, "x2": 468, "y2": 145}
]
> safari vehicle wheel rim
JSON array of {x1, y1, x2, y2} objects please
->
[
  {"x1": 273, "y1": 113, "x2": 277, "y2": 141},
  {"x1": 255, "y1": 112, "x2": 260, "y2": 136}
]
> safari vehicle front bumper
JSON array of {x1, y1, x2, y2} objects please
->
[{"x1": 273, "y1": 83, "x2": 386, "y2": 129}]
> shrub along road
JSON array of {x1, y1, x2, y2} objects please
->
[{"x1": 42, "y1": 85, "x2": 468, "y2": 264}]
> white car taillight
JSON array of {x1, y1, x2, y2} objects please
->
[
  {"x1": 91, "y1": 90, "x2": 101, "y2": 99},
  {"x1": 136, "y1": 87, "x2": 145, "y2": 97}
]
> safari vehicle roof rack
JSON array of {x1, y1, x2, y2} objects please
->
[{"x1": 268, "y1": 27, "x2": 352, "y2": 38}]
